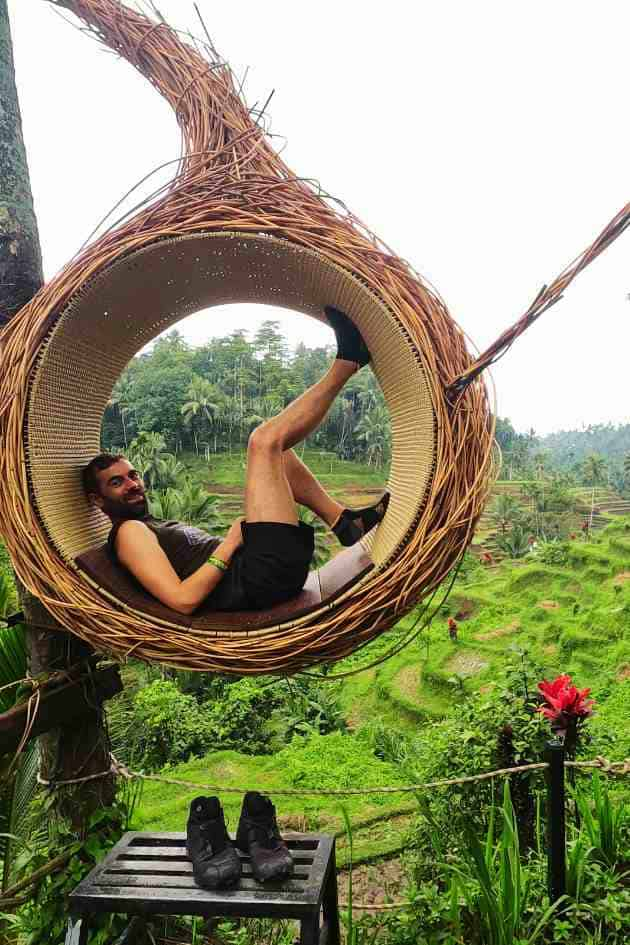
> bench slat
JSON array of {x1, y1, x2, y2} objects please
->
[
  {"x1": 105, "y1": 861, "x2": 311, "y2": 881},
  {"x1": 113, "y1": 846, "x2": 315, "y2": 866}
]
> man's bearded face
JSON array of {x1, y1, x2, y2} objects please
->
[{"x1": 91, "y1": 459, "x2": 148, "y2": 520}]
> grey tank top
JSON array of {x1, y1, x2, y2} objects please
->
[{"x1": 107, "y1": 516, "x2": 221, "y2": 580}]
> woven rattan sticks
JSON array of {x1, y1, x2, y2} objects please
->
[{"x1": 0, "y1": 0, "x2": 496, "y2": 673}]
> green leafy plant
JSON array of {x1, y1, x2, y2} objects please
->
[
  {"x1": 449, "y1": 782, "x2": 564, "y2": 945},
  {"x1": 131, "y1": 679, "x2": 215, "y2": 769},
  {"x1": 339, "y1": 806, "x2": 380, "y2": 945},
  {"x1": 11, "y1": 801, "x2": 131, "y2": 945},
  {"x1": 575, "y1": 773, "x2": 628, "y2": 868},
  {"x1": 496, "y1": 523, "x2": 531, "y2": 559},
  {"x1": 566, "y1": 834, "x2": 592, "y2": 902}
]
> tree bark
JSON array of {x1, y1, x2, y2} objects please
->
[
  {"x1": 0, "y1": 0, "x2": 115, "y2": 829},
  {"x1": 0, "y1": 1, "x2": 42, "y2": 324}
]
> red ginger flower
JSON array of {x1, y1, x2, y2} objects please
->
[{"x1": 537, "y1": 674, "x2": 595, "y2": 731}]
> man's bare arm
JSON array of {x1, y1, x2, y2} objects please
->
[{"x1": 116, "y1": 519, "x2": 242, "y2": 615}]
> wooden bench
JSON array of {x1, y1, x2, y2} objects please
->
[{"x1": 65, "y1": 830, "x2": 340, "y2": 945}]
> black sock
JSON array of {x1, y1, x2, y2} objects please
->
[
  {"x1": 332, "y1": 493, "x2": 390, "y2": 547},
  {"x1": 324, "y1": 306, "x2": 371, "y2": 368}
]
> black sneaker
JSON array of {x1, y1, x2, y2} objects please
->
[
  {"x1": 186, "y1": 796, "x2": 242, "y2": 889},
  {"x1": 236, "y1": 792, "x2": 294, "y2": 883}
]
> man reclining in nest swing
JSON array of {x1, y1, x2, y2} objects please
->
[{"x1": 82, "y1": 308, "x2": 389, "y2": 615}]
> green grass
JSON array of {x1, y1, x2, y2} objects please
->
[
  {"x1": 131, "y1": 743, "x2": 414, "y2": 866},
  {"x1": 183, "y1": 448, "x2": 387, "y2": 494}
]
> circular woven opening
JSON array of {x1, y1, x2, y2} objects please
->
[{"x1": 26, "y1": 232, "x2": 436, "y2": 577}]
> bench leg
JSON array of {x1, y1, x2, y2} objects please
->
[
  {"x1": 322, "y1": 865, "x2": 341, "y2": 945},
  {"x1": 65, "y1": 916, "x2": 89, "y2": 945},
  {"x1": 300, "y1": 913, "x2": 320, "y2": 945}
]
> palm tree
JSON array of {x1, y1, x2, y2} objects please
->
[
  {"x1": 581, "y1": 453, "x2": 608, "y2": 487},
  {"x1": 532, "y1": 451, "x2": 549, "y2": 481},
  {"x1": 623, "y1": 452, "x2": 630, "y2": 493},
  {"x1": 106, "y1": 377, "x2": 135, "y2": 448},
  {"x1": 147, "y1": 488, "x2": 183, "y2": 521},
  {"x1": 181, "y1": 375, "x2": 221, "y2": 454},
  {"x1": 355, "y1": 406, "x2": 391, "y2": 468},
  {"x1": 491, "y1": 494, "x2": 521, "y2": 534},
  {"x1": 496, "y1": 523, "x2": 530, "y2": 558}
]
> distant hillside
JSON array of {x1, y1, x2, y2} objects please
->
[{"x1": 540, "y1": 422, "x2": 630, "y2": 465}]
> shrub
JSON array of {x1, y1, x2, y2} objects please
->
[
  {"x1": 203, "y1": 678, "x2": 278, "y2": 755},
  {"x1": 530, "y1": 539, "x2": 570, "y2": 566},
  {"x1": 132, "y1": 679, "x2": 213, "y2": 769}
]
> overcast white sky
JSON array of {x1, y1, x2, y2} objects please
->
[{"x1": 7, "y1": 0, "x2": 630, "y2": 434}]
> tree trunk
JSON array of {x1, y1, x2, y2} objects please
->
[
  {"x1": 0, "y1": 0, "x2": 115, "y2": 829},
  {"x1": 0, "y1": 3, "x2": 42, "y2": 326}
]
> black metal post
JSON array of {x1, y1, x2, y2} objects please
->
[{"x1": 545, "y1": 739, "x2": 566, "y2": 902}]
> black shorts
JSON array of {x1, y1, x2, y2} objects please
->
[{"x1": 204, "y1": 521, "x2": 315, "y2": 612}]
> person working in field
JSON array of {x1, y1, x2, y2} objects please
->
[{"x1": 83, "y1": 307, "x2": 389, "y2": 614}]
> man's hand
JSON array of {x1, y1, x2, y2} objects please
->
[{"x1": 223, "y1": 516, "x2": 245, "y2": 553}]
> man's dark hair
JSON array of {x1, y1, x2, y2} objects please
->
[{"x1": 82, "y1": 453, "x2": 124, "y2": 497}]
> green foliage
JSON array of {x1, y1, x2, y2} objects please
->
[
  {"x1": 529, "y1": 539, "x2": 570, "y2": 566},
  {"x1": 10, "y1": 801, "x2": 132, "y2": 945},
  {"x1": 274, "y1": 731, "x2": 403, "y2": 800},
  {"x1": 102, "y1": 325, "x2": 391, "y2": 465},
  {"x1": 148, "y1": 483, "x2": 222, "y2": 530},
  {"x1": 496, "y1": 523, "x2": 531, "y2": 558},
  {"x1": 449, "y1": 782, "x2": 564, "y2": 945},
  {"x1": 273, "y1": 677, "x2": 347, "y2": 742},
  {"x1": 201, "y1": 678, "x2": 278, "y2": 754},
  {"x1": 132, "y1": 679, "x2": 215, "y2": 769},
  {"x1": 130, "y1": 677, "x2": 279, "y2": 769},
  {"x1": 589, "y1": 681, "x2": 630, "y2": 757},
  {"x1": 574, "y1": 772, "x2": 628, "y2": 868}
]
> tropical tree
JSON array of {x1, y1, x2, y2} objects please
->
[
  {"x1": 491, "y1": 494, "x2": 522, "y2": 534},
  {"x1": 581, "y1": 453, "x2": 608, "y2": 487},
  {"x1": 624, "y1": 452, "x2": 630, "y2": 493},
  {"x1": 355, "y1": 405, "x2": 391, "y2": 468},
  {"x1": 147, "y1": 488, "x2": 183, "y2": 521},
  {"x1": 181, "y1": 375, "x2": 221, "y2": 454},
  {"x1": 532, "y1": 450, "x2": 550, "y2": 481},
  {"x1": 152, "y1": 453, "x2": 185, "y2": 491},
  {"x1": 105, "y1": 376, "x2": 136, "y2": 448}
]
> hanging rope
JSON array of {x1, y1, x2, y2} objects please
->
[
  {"x1": 446, "y1": 202, "x2": 630, "y2": 400},
  {"x1": 35, "y1": 753, "x2": 630, "y2": 795}
]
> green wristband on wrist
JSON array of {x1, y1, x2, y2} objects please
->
[{"x1": 207, "y1": 555, "x2": 228, "y2": 572}]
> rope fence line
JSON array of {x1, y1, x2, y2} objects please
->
[
  {"x1": 35, "y1": 754, "x2": 630, "y2": 795},
  {"x1": 18, "y1": 752, "x2": 630, "y2": 917}
]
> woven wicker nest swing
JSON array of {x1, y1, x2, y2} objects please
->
[{"x1": 0, "y1": 0, "x2": 628, "y2": 675}]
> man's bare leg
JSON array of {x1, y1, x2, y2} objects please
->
[
  {"x1": 282, "y1": 450, "x2": 343, "y2": 527},
  {"x1": 245, "y1": 360, "x2": 357, "y2": 524}
]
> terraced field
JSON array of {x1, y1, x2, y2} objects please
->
[{"x1": 132, "y1": 516, "x2": 630, "y2": 866}]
